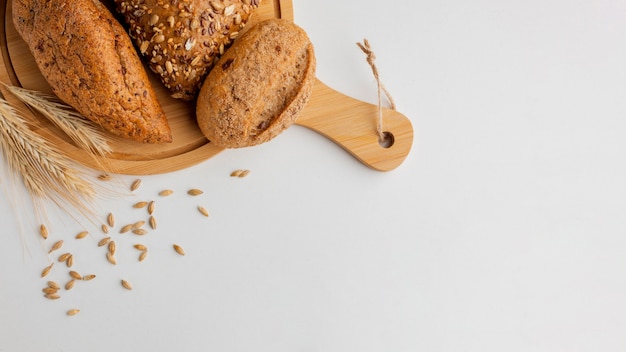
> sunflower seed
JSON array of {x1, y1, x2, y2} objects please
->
[{"x1": 173, "y1": 244, "x2": 185, "y2": 256}]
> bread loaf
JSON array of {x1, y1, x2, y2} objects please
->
[
  {"x1": 12, "y1": 0, "x2": 172, "y2": 144},
  {"x1": 114, "y1": 0, "x2": 260, "y2": 101},
  {"x1": 196, "y1": 19, "x2": 316, "y2": 148}
]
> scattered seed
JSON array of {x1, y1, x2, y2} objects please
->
[
  {"x1": 98, "y1": 237, "x2": 111, "y2": 247},
  {"x1": 132, "y1": 221, "x2": 145, "y2": 230},
  {"x1": 187, "y1": 189, "x2": 203, "y2": 196},
  {"x1": 133, "y1": 229, "x2": 148, "y2": 236},
  {"x1": 82, "y1": 274, "x2": 96, "y2": 281},
  {"x1": 120, "y1": 224, "x2": 133, "y2": 234},
  {"x1": 65, "y1": 279, "x2": 76, "y2": 290},
  {"x1": 121, "y1": 280, "x2": 132, "y2": 290},
  {"x1": 47, "y1": 281, "x2": 60, "y2": 290},
  {"x1": 75, "y1": 231, "x2": 88, "y2": 239},
  {"x1": 173, "y1": 244, "x2": 185, "y2": 256},
  {"x1": 98, "y1": 174, "x2": 111, "y2": 181},
  {"x1": 107, "y1": 213, "x2": 115, "y2": 227},
  {"x1": 108, "y1": 241, "x2": 116, "y2": 255},
  {"x1": 40, "y1": 224, "x2": 49, "y2": 240},
  {"x1": 42, "y1": 287, "x2": 58, "y2": 294},
  {"x1": 67, "y1": 309, "x2": 80, "y2": 316},
  {"x1": 139, "y1": 251, "x2": 148, "y2": 262},
  {"x1": 133, "y1": 244, "x2": 147, "y2": 251},
  {"x1": 238, "y1": 170, "x2": 251, "y2": 178},
  {"x1": 130, "y1": 179, "x2": 142, "y2": 191},
  {"x1": 149, "y1": 216, "x2": 157, "y2": 230},
  {"x1": 66, "y1": 254, "x2": 74, "y2": 268},
  {"x1": 44, "y1": 293, "x2": 60, "y2": 300},
  {"x1": 69, "y1": 271, "x2": 82, "y2": 280},
  {"x1": 198, "y1": 206, "x2": 209, "y2": 217},
  {"x1": 106, "y1": 252, "x2": 117, "y2": 265},
  {"x1": 148, "y1": 201, "x2": 155, "y2": 215},
  {"x1": 159, "y1": 189, "x2": 174, "y2": 197},
  {"x1": 58, "y1": 253, "x2": 71, "y2": 263},
  {"x1": 133, "y1": 201, "x2": 148, "y2": 209},
  {"x1": 230, "y1": 169, "x2": 244, "y2": 177},
  {"x1": 41, "y1": 263, "x2": 54, "y2": 277},
  {"x1": 48, "y1": 240, "x2": 64, "y2": 253},
  {"x1": 101, "y1": 224, "x2": 109, "y2": 234}
]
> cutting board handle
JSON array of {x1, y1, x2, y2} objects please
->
[{"x1": 296, "y1": 79, "x2": 414, "y2": 172}]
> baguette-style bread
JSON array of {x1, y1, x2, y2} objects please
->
[
  {"x1": 196, "y1": 19, "x2": 316, "y2": 148},
  {"x1": 114, "y1": 0, "x2": 260, "y2": 101},
  {"x1": 12, "y1": 0, "x2": 172, "y2": 144}
]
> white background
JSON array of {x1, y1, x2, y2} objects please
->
[{"x1": 2, "y1": 0, "x2": 626, "y2": 351}]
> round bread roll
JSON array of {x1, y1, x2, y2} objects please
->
[{"x1": 196, "y1": 18, "x2": 316, "y2": 148}]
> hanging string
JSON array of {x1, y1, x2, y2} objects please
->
[{"x1": 356, "y1": 39, "x2": 397, "y2": 144}]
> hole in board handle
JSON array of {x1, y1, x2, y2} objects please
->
[{"x1": 378, "y1": 131, "x2": 395, "y2": 149}]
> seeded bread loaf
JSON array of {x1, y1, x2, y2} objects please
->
[
  {"x1": 114, "y1": 0, "x2": 260, "y2": 101},
  {"x1": 12, "y1": 0, "x2": 172, "y2": 144},
  {"x1": 196, "y1": 18, "x2": 316, "y2": 148}
]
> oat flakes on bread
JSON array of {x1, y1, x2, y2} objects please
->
[
  {"x1": 115, "y1": 0, "x2": 260, "y2": 101},
  {"x1": 196, "y1": 18, "x2": 316, "y2": 148},
  {"x1": 12, "y1": 0, "x2": 172, "y2": 144}
]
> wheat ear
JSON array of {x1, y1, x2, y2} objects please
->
[
  {"x1": 2, "y1": 84, "x2": 111, "y2": 156},
  {"x1": 0, "y1": 97, "x2": 96, "y2": 216}
]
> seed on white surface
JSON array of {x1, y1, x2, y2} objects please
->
[
  {"x1": 173, "y1": 244, "x2": 185, "y2": 256},
  {"x1": 130, "y1": 179, "x2": 142, "y2": 192}
]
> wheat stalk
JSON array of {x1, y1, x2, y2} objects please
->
[
  {"x1": 2, "y1": 84, "x2": 111, "y2": 156},
  {"x1": 0, "y1": 97, "x2": 96, "y2": 217}
]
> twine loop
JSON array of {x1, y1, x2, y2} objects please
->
[{"x1": 356, "y1": 39, "x2": 396, "y2": 145}]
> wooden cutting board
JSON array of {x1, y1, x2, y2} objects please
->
[{"x1": 0, "y1": 0, "x2": 413, "y2": 174}]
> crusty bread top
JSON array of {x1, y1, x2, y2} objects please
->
[
  {"x1": 196, "y1": 18, "x2": 316, "y2": 148},
  {"x1": 115, "y1": 0, "x2": 260, "y2": 101},
  {"x1": 13, "y1": 0, "x2": 172, "y2": 144}
]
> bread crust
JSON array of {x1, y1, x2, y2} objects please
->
[
  {"x1": 12, "y1": 0, "x2": 172, "y2": 144},
  {"x1": 196, "y1": 18, "x2": 316, "y2": 148},
  {"x1": 115, "y1": 0, "x2": 260, "y2": 101}
]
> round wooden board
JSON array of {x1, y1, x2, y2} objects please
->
[
  {"x1": 0, "y1": 0, "x2": 294, "y2": 175},
  {"x1": 1, "y1": 0, "x2": 413, "y2": 174}
]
